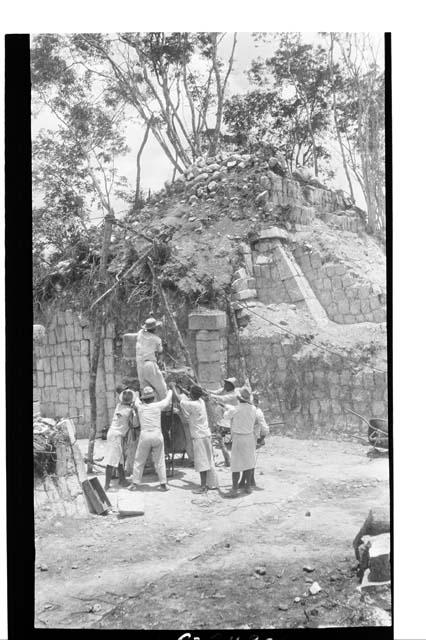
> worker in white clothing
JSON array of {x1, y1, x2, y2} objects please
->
[
  {"x1": 136, "y1": 317, "x2": 167, "y2": 400},
  {"x1": 224, "y1": 386, "x2": 260, "y2": 498},
  {"x1": 128, "y1": 386, "x2": 172, "y2": 492},
  {"x1": 239, "y1": 393, "x2": 269, "y2": 490},
  {"x1": 104, "y1": 388, "x2": 138, "y2": 491},
  {"x1": 171, "y1": 383, "x2": 218, "y2": 494}
]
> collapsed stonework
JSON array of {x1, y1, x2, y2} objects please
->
[{"x1": 34, "y1": 152, "x2": 387, "y2": 440}]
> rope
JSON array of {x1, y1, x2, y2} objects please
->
[{"x1": 240, "y1": 303, "x2": 388, "y2": 375}]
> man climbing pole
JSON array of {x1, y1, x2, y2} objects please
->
[{"x1": 136, "y1": 317, "x2": 167, "y2": 400}]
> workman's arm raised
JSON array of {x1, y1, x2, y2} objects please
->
[
  {"x1": 210, "y1": 391, "x2": 235, "y2": 405},
  {"x1": 153, "y1": 388, "x2": 172, "y2": 411}
]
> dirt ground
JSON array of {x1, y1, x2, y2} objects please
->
[{"x1": 34, "y1": 436, "x2": 391, "y2": 630}]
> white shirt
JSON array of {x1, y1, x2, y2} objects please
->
[
  {"x1": 108, "y1": 403, "x2": 134, "y2": 437},
  {"x1": 135, "y1": 390, "x2": 172, "y2": 432},
  {"x1": 180, "y1": 397, "x2": 211, "y2": 439},
  {"x1": 227, "y1": 402, "x2": 258, "y2": 435},
  {"x1": 136, "y1": 329, "x2": 163, "y2": 362},
  {"x1": 254, "y1": 407, "x2": 269, "y2": 439}
]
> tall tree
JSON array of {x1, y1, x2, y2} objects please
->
[
  {"x1": 45, "y1": 32, "x2": 239, "y2": 174},
  {"x1": 263, "y1": 34, "x2": 334, "y2": 176},
  {"x1": 32, "y1": 34, "x2": 130, "y2": 470},
  {"x1": 332, "y1": 33, "x2": 385, "y2": 235}
]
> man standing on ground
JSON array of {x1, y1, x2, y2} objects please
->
[
  {"x1": 136, "y1": 317, "x2": 167, "y2": 400},
  {"x1": 224, "y1": 386, "x2": 259, "y2": 498},
  {"x1": 128, "y1": 385, "x2": 172, "y2": 492},
  {"x1": 171, "y1": 383, "x2": 218, "y2": 493},
  {"x1": 104, "y1": 388, "x2": 137, "y2": 491},
  {"x1": 239, "y1": 392, "x2": 269, "y2": 491}
]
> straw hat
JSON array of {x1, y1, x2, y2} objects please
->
[
  {"x1": 224, "y1": 377, "x2": 238, "y2": 389},
  {"x1": 141, "y1": 386, "x2": 155, "y2": 400},
  {"x1": 144, "y1": 317, "x2": 157, "y2": 330},
  {"x1": 119, "y1": 388, "x2": 136, "y2": 404},
  {"x1": 237, "y1": 386, "x2": 252, "y2": 403}
]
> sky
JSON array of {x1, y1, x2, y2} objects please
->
[{"x1": 32, "y1": 32, "x2": 378, "y2": 215}]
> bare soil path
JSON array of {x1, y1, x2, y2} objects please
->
[{"x1": 35, "y1": 436, "x2": 390, "y2": 630}]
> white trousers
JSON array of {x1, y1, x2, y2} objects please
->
[
  {"x1": 136, "y1": 360, "x2": 167, "y2": 400},
  {"x1": 132, "y1": 430, "x2": 167, "y2": 485}
]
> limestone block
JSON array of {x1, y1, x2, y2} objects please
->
[
  {"x1": 373, "y1": 309, "x2": 386, "y2": 323},
  {"x1": 331, "y1": 276, "x2": 343, "y2": 290},
  {"x1": 331, "y1": 400, "x2": 341, "y2": 415},
  {"x1": 310, "y1": 253, "x2": 322, "y2": 269},
  {"x1": 64, "y1": 356, "x2": 72, "y2": 370},
  {"x1": 257, "y1": 226, "x2": 289, "y2": 242},
  {"x1": 58, "y1": 389, "x2": 68, "y2": 404},
  {"x1": 104, "y1": 338, "x2": 114, "y2": 356},
  {"x1": 65, "y1": 325, "x2": 74, "y2": 342},
  {"x1": 322, "y1": 278, "x2": 332, "y2": 290},
  {"x1": 57, "y1": 312, "x2": 65, "y2": 326},
  {"x1": 345, "y1": 314, "x2": 355, "y2": 323},
  {"x1": 330, "y1": 386, "x2": 340, "y2": 399},
  {"x1": 82, "y1": 327, "x2": 91, "y2": 340},
  {"x1": 233, "y1": 277, "x2": 256, "y2": 292},
  {"x1": 195, "y1": 330, "x2": 222, "y2": 342},
  {"x1": 55, "y1": 371, "x2": 64, "y2": 388},
  {"x1": 196, "y1": 338, "x2": 221, "y2": 359},
  {"x1": 55, "y1": 326, "x2": 65, "y2": 342},
  {"x1": 64, "y1": 370, "x2": 73, "y2": 389},
  {"x1": 37, "y1": 371, "x2": 44, "y2": 387},
  {"x1": 358, "y1": 285, "x2": 371, "y2": 299},
  {"x1": 69, "y1": 343, "x2": 80, "y2": 358},
  {"x1": 50, "y1": 357, "x2": 58, "y2": 373},
  {"x1": 337, "y1": 300, "x2": 350, "y2": 314},
  {"x1": 372, "y1": 401, "x2": 386, "y2": 417},
  {"x1": 309, "y1": 399, "x2": 320, "y2": 416},
  {"x1": 350, "y1": 299, "x2": 361, "y2": 314},
  {"x1": 73, "y1": 373, "x2": 80, "y2": 388},
  {"x1": 188, "y1": 311, "x2": 227, "y2": 331},
  {"x1": 105, "y1": 373, "x2": 115, "y2": 391},
  {"x1": 56, "y1": 403, "x2": 68, "y2": 416},
  {"x1": 81, "y1": 372, "x2": 90, "y2": 390},
  {"x1": 234, "y1": 289, "x2": 257, "y2": 301},
  {"x1": 320, "y1": 399, "x2": 331, "y2": 413},
  {"x1": 73, "y1": 324, "x2": 82, "y2": 341},
  {"x1": 198, "y1": 362, "x2": 223, "y2": 382}
]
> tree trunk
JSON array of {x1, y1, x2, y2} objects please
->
[
  {"x1": 134, "y1": 121, "x2": 152, "y2": 206},
  {"x1": 329, "y1": 34, "x2": 355, "y2": 201},
  {"x1": 86, "y1": 212, "x2": 114, "y2": 472},
  {"x1": 147, "y1": 258, "x2": 197, "y2": 377}
]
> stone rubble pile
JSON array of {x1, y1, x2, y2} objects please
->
[{"x1": 157, "y1": 150, "x2": 363, "y2": 233}]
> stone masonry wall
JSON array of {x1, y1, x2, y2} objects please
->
[
  {"x1": 227, "y1": 334, "x2": 388, "y2": 438},
  {"x1": 188, "y1": 311, "x2": 228, "y2": 390},
  {"x1": 293, "y1": 247, "x2": 387, "y2": 324},
  {"x1": 34, "y1": 310, "x2": 120, "y2": 438}
]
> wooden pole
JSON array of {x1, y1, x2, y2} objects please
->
[
  {"x1": 147, "y1": 257, "x2": 198, "y2": 380},
  {"x1": 87, "y1": 212, "x2": 115, "y2": 473}
]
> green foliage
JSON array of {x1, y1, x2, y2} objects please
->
[{"x1": 224, "y1": 35, "x2": 334, "y2": 175}]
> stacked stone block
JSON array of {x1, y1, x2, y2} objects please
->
[
  {"x1": 268, "y1": 174, "x2": 347, "y2": 217},
  {"x1": 34, "y1": 310, "x2": 118, "y2": 438},
  {"x1": 188, "y1": 311, "x2": 228, "y2": 390},
  {"x1": 228, "y1": 334, "x2": 388, "y2": 439},
  {"x1": 320, "y1": 210, "x2": 365, "y2": 233},
  {"x1": 293, "y1": 247, "x2": 387, "y2": 324},
  {"x1": 250, "y1": 228, "x2": 329, "y2": 327},
  {"x1": 231, "y1": 266, "x2": 257, "y2": 303}
]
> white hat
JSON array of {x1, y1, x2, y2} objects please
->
[
  {"x1": 141, "y1": 386, "x2": 155, "y2": 400},
  {"x1": 144, "y1": 317, "x2": 157, "y2": 330}
]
